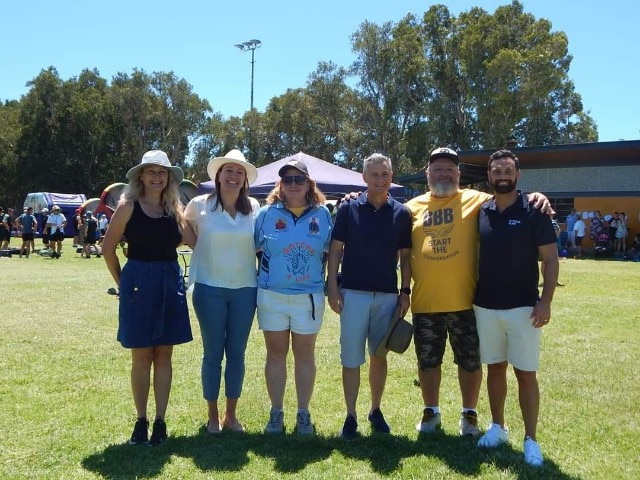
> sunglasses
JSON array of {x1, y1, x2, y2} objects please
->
[{"x1": 281, "y1": 175, "x2": 307, "y2": 186}]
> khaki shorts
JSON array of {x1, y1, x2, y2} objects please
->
[
  {"x1": 339, "y1": 289, "x2": 397, "y2": 368},
  {"x1": 473, "y1": 305, "x2": 541, "y2": 371}
]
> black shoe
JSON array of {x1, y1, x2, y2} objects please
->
[
  {"x1": 129, "y1": 418, "x2": 149, "y2": 444},
  {"x1": 149, "y1": 419, "x2": 167, "y2": 446},
  {"x1": 340, "y1": 414, "x2": 358, "y2": 440},
  {"x1": 368, "y1": 408, "x2": 390, "y2": 433}
]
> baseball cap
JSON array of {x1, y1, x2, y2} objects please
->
[
  {"x1": 278, "y1": 159, "x2": 309, "y2": 177},
  {"x1": 428, "y1": 147, "x2": 459, "y2": 165}
]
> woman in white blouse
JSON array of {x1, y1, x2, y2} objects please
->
[{"x1": 184, "y1": 149, "x2": 259, "y2": 433}]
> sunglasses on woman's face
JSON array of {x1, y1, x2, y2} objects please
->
[{"x1": 281, "y1": 175, "x2": 307, "y2": 186}]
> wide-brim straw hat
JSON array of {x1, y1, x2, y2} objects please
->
[
  {"x1": 374, "y1": 304, "x2": 414, "y2": 357},
  {"x1": 126, "y1": 150, "x2": 184, "y2": 183},
  {"x1": 207, "y1": 149, "x2": 259, "y2": 185}
]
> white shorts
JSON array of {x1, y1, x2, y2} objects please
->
[
  {"x1": 473, "y1": 305, "x2": 541, "y2": 371},
  {"x1": 257, "y1": 288, "x2": 324, "y2": 335}
]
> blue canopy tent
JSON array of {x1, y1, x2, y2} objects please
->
[{"x1": 196, "y1": 152, "x2": 407, "y2": 201}]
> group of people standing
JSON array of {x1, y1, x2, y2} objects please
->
[
  {"x1": 0, "y1": 204, "x2": 109, "y2": 258},
  {"x1": 566, "y1": 208, "x2": 631, "y2": 258},
  {"x1": 1, "y1": 205, "x2": 68, "y2": 258},
  {"x1": 102, "y1": 146, "x2": 557, "y2": 468},
  {"x1": 69, "y1": 208, "x2": 106, "y2": 258}
]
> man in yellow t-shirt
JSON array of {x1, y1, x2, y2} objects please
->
[{"x1": 406, "y1": 147, "x2": 488, "y2": 437}]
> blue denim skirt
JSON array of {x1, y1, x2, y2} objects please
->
[{"x1": 117, "y1": 259, "x2": 192, "y2": 348}]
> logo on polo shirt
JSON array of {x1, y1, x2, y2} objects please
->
[
  {"x1": 275, "y1": 218, "x2": 287, "y2": 230},
  {"x1": 284, "y1": 242, "x2": 315, "y2": 282},
  {"x1": 308, "y1": 217, "x2": 320, "y2": 235}
]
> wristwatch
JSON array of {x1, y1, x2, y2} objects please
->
[{"x1": 399, "y1": 287, "x2": 411, "y2": 295}]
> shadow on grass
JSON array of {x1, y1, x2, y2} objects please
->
[
  {"x1": 335, "y1": 430, "x2": 582, "y2": 479},
  {"x1": 82, "y1": 427, "x2": 581, "y2": 479}
]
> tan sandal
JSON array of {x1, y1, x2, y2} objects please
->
[
  {"x1": 222, "y1": 418, "x2": 245, "y2": 433},
  {"x1": 206, "y1": 420, "x2": 222, "y2": 434}
]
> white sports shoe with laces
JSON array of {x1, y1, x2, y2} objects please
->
[
  {"x1": 477, "y1": 423, "x2": 509, "y2": 448},
  {"x1": 524, "y1": 436, "x2": 544, "y2": 466}
]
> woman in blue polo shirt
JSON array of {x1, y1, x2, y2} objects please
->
[{"x1": 254, "y1": 158, "x2": 332, "y2": 436}]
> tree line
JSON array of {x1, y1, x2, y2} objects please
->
[{"x1": 0, "y1": 2, "x2": 597, "y2": 207}]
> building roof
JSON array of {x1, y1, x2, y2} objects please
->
[{"x1": 397, "y1": 139, "x2": 640, "y2": 186}]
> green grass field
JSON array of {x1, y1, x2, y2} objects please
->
[{"x1": 1, "y1": 250, "x2": 639, "y2": 479}]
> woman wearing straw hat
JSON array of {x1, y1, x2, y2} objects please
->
[
  {"x1": 184, "y1": 149, "x2": 260, "y2": 434},
  {"x1": 102, "y1": 150, "x2": 195, "y2": 446},
  {"x1": 254, "y1": 159, "x2": 333, "y2": 435}
]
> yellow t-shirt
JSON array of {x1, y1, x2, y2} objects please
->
[{"x1": 406, "y1": 189, "x2": 491, "y2": 313}]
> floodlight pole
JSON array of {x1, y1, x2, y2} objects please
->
[{"x1": 234, "y1": 39, "x2": 262, "y2": 111}]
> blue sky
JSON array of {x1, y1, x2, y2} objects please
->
[{"x1": 1, "y1": 0, "x2": 638, "y2": 143}]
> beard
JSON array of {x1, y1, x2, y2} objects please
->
[
  {"x1": 428, "y1": 180, "x2": 458, "y2": 197},
  {"x1": 491, "y1": 180, "x2": 517, "y2": 194}
]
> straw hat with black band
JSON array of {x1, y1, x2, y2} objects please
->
[
  {"x1": 126, "y1": 150, "x2": 184, "y2": 183},
  {"x1": 207, "y1": 149, "x2": 258, "y2": 185}
]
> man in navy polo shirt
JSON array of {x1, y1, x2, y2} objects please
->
[
  {"x1": 327, "y1": 153, "x2": 412, "y2": 439},
  {"x1": 473, "y1": 149, "x2": 558, "y2": 467}
]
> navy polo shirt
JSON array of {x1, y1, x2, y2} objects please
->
[
  {"x1": 331, "y1": 193, "x2": 412, "y2": 293},
  {"x1": 474, "y1": 192, "x2": 557, "y2": 309}
]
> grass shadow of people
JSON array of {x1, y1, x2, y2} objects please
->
[
  {"x1": 81, "y1": 426, "x2": 252, "y2": 479},
  {"x1": 335, "y1": 429, "x2": 582, "y2": 480},
  {"x1": 82, "y1": 427, "x2": 581, "y2": 479},
  {"x1": 81, "y1": 427, "x2": 333, "y2": 478}
]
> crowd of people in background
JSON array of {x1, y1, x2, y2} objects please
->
[
  {"x1": 561, "y1": 209, "x2": 636, "y2": 260},
  {"x1": 2, "y1": 203, "x2": 636, "y2": 261},
  {"x1": 0, "y1": 205, "x2": 109, "y2": 259}
]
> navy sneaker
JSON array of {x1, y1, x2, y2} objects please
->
[
  {"x1": 368, "y1": 408, "x2": 390, "y2": 434},
  {"x1": 129, "y1": 418, "x2": 149, "y2": 445},
  {"x1": 149, "y1": 419, "x2": 167, "y2": 446},
  {"x1": 340, "y1": 414, "x2": 358, "y2": 440}
]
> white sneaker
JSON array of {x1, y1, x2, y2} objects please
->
[
  {"x1": 416, "y1": 408, "x2": 441, "y2": 433},
  {"x1": 524, "y1": 436, "x2": 544, "y2": 466},
  {"x1": 477, "y1": 423, "x2": 509, "y2": 448},
  {"x1": 459, "y1": 411, "x2": 480, "y2": 437}
]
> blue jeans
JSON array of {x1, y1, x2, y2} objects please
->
[{"x1": 192, "y1": 283, "x2": 257, "y2": 400}]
